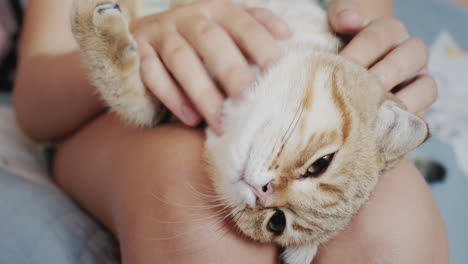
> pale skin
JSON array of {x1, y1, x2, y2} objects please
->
[{"x1": 13, "y1": 0, "x2": 448, "y2": 263}]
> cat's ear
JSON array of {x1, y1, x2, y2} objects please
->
[
  {"x1": 281, "y1": 243, "x2": 318, "y2": 264},
  {"x1": 373, "y1": 100, "x2": 429, "y2": 164}
]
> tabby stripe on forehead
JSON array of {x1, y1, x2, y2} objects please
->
[
  {"x1": 331, "y1": 70, "x2": 351, "y2": 141},
  {"x1": 269, "y1": 64, "x2": 319, "y2": 170}
]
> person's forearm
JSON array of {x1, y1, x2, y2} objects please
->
[
  {"x1": 12, "y1": 0, "x2": 105, "y2": 141},
  {"x1": 13, "y1": 51, "x2": 104, "y2": 141}
]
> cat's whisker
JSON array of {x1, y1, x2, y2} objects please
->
[
  {"x1": 184, "y1": 182, "x2": 218, "y2": 194},
  {"x1": 185, "y1": 188, "x2": 228, "y2": 202},
  {"x1": 216, "y1": 208, "x2": 246, "y2": 243},
  {"x1": 153, "y1": 211, "x2": 242, "y2": 257},
  {"x1": 184, "y1": 183, "x2": 231, "y2": 203},
  {"x1": 149, "y1": 190, "x2": 228, "y2": 210},
  {"x1": 214, "y1": 208, "x2": 243, "y2": 234},
  {"x1": 145, "y1": 207, "x2": 237, "y2": 242},
  {"x1": 147, "y1": 205, "x2": 232, "y2": 225}
]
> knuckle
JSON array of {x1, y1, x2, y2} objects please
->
[
  {"x1": 410, "y1": 37, "x2": 429, "y2": 59},
  {"x1": 221, "y1": 64, "x2": 251, "y2": 93},
  {"x1": 191, "y1": 86, "x2": 212, "y2": 103},
  {"x1": 235, "y1": 18, "x2": 261, "y2": 34},
  {"x1": 387, "y1": 17, "x2": 406, "y2": 32},
  {"x1": 163, "y1": 41, "x2": 189, "y2": 63},
  {"x1": 425, "y1": 75, "x2": 439, "y2": 104},
  {"x1": 221, "y1": 64, "x2": 241, "y2": 85},
  {"x1": 200, "y1": 0, "x2": 229, "y2": 11},
  {"x1": 378, "y1": 60, "x2": 404, "y2": 89},
  {"x1": 361, "y1": 29, "x2": 387, "y2": 48},
  {"x1": 248, "y1": 7, "x2": 273, "y2": 19},
  {"x1": 194, "y1": 19, "x2": 220, "y2": 38},
  {"x1": 375, "y1": 17, "x2": 408, "y2": 38}
]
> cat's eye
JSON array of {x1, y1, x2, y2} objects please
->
[
  {"x1": 304, "y1": 153, "x2": 335, "y2": 178},
  {"x1": 267, "y1": 210, "x2": 286, "y2": 235}
]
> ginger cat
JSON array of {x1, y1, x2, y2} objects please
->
[{"x1": 71, "y1": 0, "x2": 429, "y2": 263}]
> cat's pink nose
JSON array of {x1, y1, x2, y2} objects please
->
[{"x1": 251, "y1": 182, "x2": 274, "y2": 207}]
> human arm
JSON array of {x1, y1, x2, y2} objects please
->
[
  {"x1": 13, "y1": 0, "x2": 290, "y2": 140},
  {"x1": 13, "y1": 0, "x2": 104, "y2": 141}
]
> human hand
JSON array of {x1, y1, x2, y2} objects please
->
[
  {"x1": 131, "y1": 0, "x2": 291, "y2": 134},
  {"x1": 327, "y1": 0, "x2": 437, "y2": 117}
]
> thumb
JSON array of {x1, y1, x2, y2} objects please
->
[{"x1": 327, "y1": 0, "x2": 365, "y2": 34}]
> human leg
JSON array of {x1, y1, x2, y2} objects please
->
[
  {"x1": 54, "y1": 114, "x2": 448, "y2": 264},
  {"x1": 54, "y1": 114, "x2": 279, "y2": 264},
  {"x1": 314, "y1": 159, "x2": 449, "y2": 264}
]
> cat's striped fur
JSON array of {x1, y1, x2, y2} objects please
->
[{"x1": 70, "y1": 0, "x2": 432, "y2": 263}]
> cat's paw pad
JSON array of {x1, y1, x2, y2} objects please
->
[{"x1": 93, "y1": 2, "x2": 123, "y2": 25}]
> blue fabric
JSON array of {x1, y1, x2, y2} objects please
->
[{"x1": 0, "y1": 169, "x2": 119, "y2": 263}]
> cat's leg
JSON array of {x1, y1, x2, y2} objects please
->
[
  {"x1": 71, "y1": 0, "x2": 164, "y2": 127},
  {"x1": 282, "y1": 243, "x2": 318, "y2": 264}
]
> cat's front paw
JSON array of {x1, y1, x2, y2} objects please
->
[{"x1": 71, "y1": 0, "x2": 164, "y2": 127}]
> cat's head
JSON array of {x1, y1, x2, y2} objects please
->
[{"x1": 204, "y1": 52, "x2": 428, "y2": 247}]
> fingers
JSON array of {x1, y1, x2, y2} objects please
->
[
  {"x1": 178, "y1": 15, "x2": 254, "y2": 98},
  {"x1": 340, "y1": 17, "x2": 409, "y2": 68},
  {"x1": 152, "y1": 31, "x2": 225, "y2": 134},
  {"x1": 327, "y1": 0, "x2": 393, "y2": 34},
  {"x1": 370, "y1": 37, "x2": 429, "y2": 90},
  {"x1": 327, "y1": 0, "x2": 365, "y2": 34},
  {"x1": 394, "y1": 74, "x2": 438, "y2": 116},
  {"x1": 139, "y1": 42, "x2": 202, "y2": 126},
  {"x1": 217, "y1": 6, "x2": 283, "y2": 71},
  {"x1": 329, "y1": 2, "x2": 436, "y2": 116},
  {"x1": 133, "y1": 1, "x2": 290, "y2": 133},
  {"x1": 246, "y1": 7, "x2": 291, "y2": 40}
]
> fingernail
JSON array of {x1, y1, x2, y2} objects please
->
[
  {"x1": 182, "y1": 105, "x2": 200, "y2": 125},
  {"x1": 338, "y1": 10, "x2": 364, "y2": 29}
]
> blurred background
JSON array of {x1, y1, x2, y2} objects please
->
[{"x1": 0, "y1": 0, "x2": 467, "y2": 263}]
